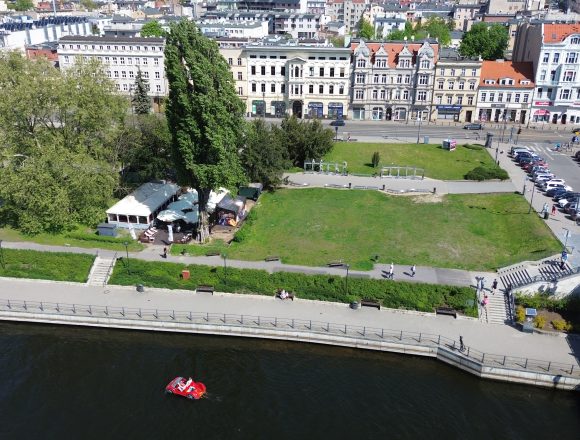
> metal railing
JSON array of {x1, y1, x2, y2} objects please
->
[
  {"x1": 104, "y1": 252, "x2": 117, "y2": 287},
  {"x1": 503, "y1": 265, "x2": 580, "y2": 290},
  {"x1": 0, "y1": 298, "x2": 577, "y2": 378}
]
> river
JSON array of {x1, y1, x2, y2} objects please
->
[{"x1": 0, "y1": 322, "x2": 578, "y2": 439}]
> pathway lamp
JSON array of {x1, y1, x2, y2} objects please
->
[
  {"x1": 343, "y1": 263, "x2": 350, "y2": 295},
  {"x1": 335, "y1": 126, "x2": 338, "y2": 142},
  {"x1": 0, "y1": 239, "x2": 4, "y2": 270},
  {"x1": 563, "y1": 228, "x2": 571, "y2": 253},
  {"x1": 222, "y1": 252, "x2": 228, "y2": 285},
  {"x1": 527, "y1": 178, "x2": 536, "y2": 215},
  {"x1": 124, "y1": 241, "x2": 130, "y2": 275}
]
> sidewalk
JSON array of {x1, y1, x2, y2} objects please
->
[{"x1": 0, "y1": 277, "x2": 577, "y2": 367}]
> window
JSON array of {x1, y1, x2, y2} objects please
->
[
  {"x1": 261, "y1": 83, "x2": 265, "y2": 93},
  {"x1": 329, "y1": 85, "x2": 334, "y2": 94},
  {"x1": 553, "y1": 53, "x2": 560, "y2": 63},
  {"x1": 471, "y1": 69, "x2": 477, "y2": 76},
  {"x1": 438, "y1": 81, "x2": 444, "y2": 90},
  {"x1": 156, "y1": 85, "x2": 161, "y2": 93},
  {"x1": 261, "y1": 66, "x2": 266, "y2": 75},
  {"x1": 251, "y1": 83, "x2": 256, "y2": 92},
  {"x1": 543, "y1": 53, "x2": 549, "y2": 63},
  {"x1": 309, "y1": 67, "x2": 314, "y2": 77},
  {"x1": 436, "y1": 95, "x2": 442, "y2": 104},
  {"x1": 506, "y1": 93, "x2": 512, "y2": 102},
  {"x1": 419, "y1": 75, "x2": 428, "y2": 85},
  {"x1": 355, "y1": 89, "x2": 364, "y2": 99},
  {"x1": 308, "y1": 84, "x2": 314, "y2": 94},
  {"x1": 421, "y1": 59, "x2": 429, "y2": 68},
  {"x1": 281, "y1": 84, "x2": 286, "y2": 93},
  {"x1": 450, "y1": 69, "x2": 456, "y2": 76},
  {"x1": 380, "y1": 90, "x2": 385, "y2": 99},
  {"x1": 281, "y1": 67, "x2": 286, "y2": 76},
  {"x1": 238, "y1": 72, "x2": 243, "y2": 80},
  {"x1": 114, "y1": 71, "x2": 119, "y2": 78},
  {"x1": 448, "y1": 81, "x2": 454, "y2": 90},
  {"x1": 376, "y1": 59, "x2": 387, "y2": 68},
  {"x1": 374, "y1": 74, "x2": 379, "y2": 84},
  {"x1": 400, "y1": 59, "x2": 410, "y2": 68},
  {"x1": 537, "y1": 87, "x2": 543, "y2": 98},
  {"x1": 271, "y1": 66, "x2": 275, "y2": 75},
  {"x1": 238, "y1": 87, "x2": 243, "y2": 95},
  {"x1": 381, "y1": 74, "x2": 387, "y2": 83},
  {"x1": 122, "y1": 84, "x2": 128, "y2": 91},
  {"x1": 566, "y1": 52, "x2": 578, "y2": 63},
  {"x1": 404, "y1": 75, "x2": 410, "y2": 84},
  {"x1": 129, "y1": 71, "x2": 134, "y2": 78},
  {"x1": 320, "y1": 67, "x2": 324, "y2": 77},
  {"x1": 459, "y1": 81, "x2": 465, "y2": 90},
  {"x1": 523, "y1": 93, "x2": 529, "y2": 103},
  {"x1": 395, "y1": 90, "x2": 401, "y2": 100},
  {"x1": 372, "y1": 90, "x2": 378, "y2": 99},
  {"x1": 550, "y1": 70, "x2": 556, "y2": 81},
  {"x1": 251, "y1": 66, "x2": 256, "y2": 75},
  {"x1": 498, "y1": 93, "x2": 503, "y2": 102},
  {"x1": 269, "y1": 83, "x2": 274, "y2": 93},
  {"x1": 489, "y1": 92, "x2": 495, "y2": 102},
  {"x1": 446, "y1": 95, "x2": 452, "y2": 104},
  {"x1": 142, "y1": 58, "x2": 148, "y2": 65},
  {"x1": 106, "y1": 71, "x2": 111, "y2": 78},
  {"x1": 440, "y1": 68, "x2": 445, "y2": 76},
  {"x1": 467, "y1": 95, "x2": 474, "y2": 105},
  {"x1": 340, "y1": 68, "x2": 345, "y2": 78},
  {"x1": 237, "y1": 58, "x2": 242, "y2": 66},
  {"x1": 356, "y1": 73, "x2": 365, "y2": 84},
  {"x1": 330, "y1": 68, "x2": 335, "y2": 77},
  {"x1": 469, "y1": 81, "x2": 475, "y2": 90},
  {"x1": 564, "y1": 71, "x2": 576, "y2": 82},
  {"x1": 112, "y1": 57, "x2": 118, "y2": 65},
  {"x1": 540, "y1": 70, "x2": 546, "y2": 81},
  {"x1": 457, "y1": 96, "x2": 463, "y2": 105},
  {"x1": 572, "y1": 37, "x2": 580, "y2": 44},
  {"x1": 356, "y1": 58, "x2": 366, "y2": 68},
  {"x1": 461, "y1": 68, "x2": 466, "y2": 76},
  {"x1": 128, "y1": 58, "x2": 132, "y2": 65},
  {"x1": 480, "y1": 92, "x2": 486, "y2": 102},
  {"x1": 155, "y1": 72, "x2": 160, "y2": 79},
  {"x1": 561, "y1": 89, "x2": 571, "y2": 100},
  {"x1": 339, "y1": 85, "x2": 344, "y2": 94},
  {"x1": 417, "y1": 91, "x2": 427, "y2": 101},
  {"x1": 228, "y1": 58, "x2": 233, "y2": 65},
  {"x1": 104, "y1": 56, "x2": 110, "y2": 64},
  {"x1": 143, "y1": 72, "x2": 149, "y2": 79},
  {"x1": 397, "y1": 74, "x2": 402, "y2": 84},
  {"x1": 403, "y1": 90, "x2": 409, "y2": 100}
]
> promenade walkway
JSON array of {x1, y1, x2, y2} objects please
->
[{"x1": 0, "y1": 277, "x2": 577, "y2": 370}]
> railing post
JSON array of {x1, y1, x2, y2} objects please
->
[
  {"x1": 437, "y1": 335, "x2": 441, "y2": 345},
  {"x1": 274, "y1": 317, "x2": 277, "y2": 327},
  {"x1": 570, "y1": 365, "x2": 574, "y2": 375},
  {"x1": 23, "y1": 301, "x2": 27, "y2": 310},
  {"x1": 137, "y1": 308, "x2": 142, "y2": 318},
  {"x1": 524, "y1": 358, "x2": 528, "y2": 369},
  {"x1": 309, "y1": 320, "x2": 312, "y2": 330},
  {"x1": 481, "y1": 353, "x2": 485, "y2": 363},
  {"x1": 104, "y1": 306, "x2": 108, "y2": 316},
  {"x1": 72, "y1": 304, "x2": 76, "y2": 314},
  {"x1": 418, "y1": 332, "x2": 421, "y2": 343},
  {"x1": 362, "y1": 326, "x2": 366, "y2": 336},
  {"x1": 7, "y1": 300, "x2": 10, "y2": 309},
  {"x1": 56, "y1": 303, "x2": 60, "y2": 313},
  {"x1": 291, "y1": 319, "x2": 295, "y2": 329},
  {"x1": 326, "y1": 322, "x2": 329, "y2": 332},
  {"x1": 467, "y1": 347, "x2": 470, "y2": 357},
  {"x1": 258, "y1": 316, "x2": 261, "y2": 326},
  {"x1": 222, "y1": 313, "x2": 226, "y2": 323},
  {"x1": 547, "y1": 361, "x2": 551, "y2": 372},
  {"x1": 344, "y1": 324, "x2": 347, "y2": 334},
  {"x1": 88, "y1": 305, "x2": 92, "y2": 315},
  {"x1": 399, "y1": 330, "x2": 403, "y2": 341},
  {"x1": 171, "y1": 310, "x2": 175, "y2": 320},
  {"x1": 205, "y1": 312, "x2": 209, "y2": 322},
  {"x1": 189, "y1": 312, "x2": 192, "y2": 321},
  {"x1": 154, "y1": 309, "x2": 158, "y2": 319},
  {"x1": 380, "y1": 328, "x2": 384, "y2": 339},
  {"x1": 241, "y1": 315, "x2": 244, "y2": 324},
  {"x1": 120, "y1": 307, "x2": 124, "y2": 317},
  {"x1": 40, "y1": 302, "x2": 43, "y2": 312},
  {"x1": 503, "y1": 355, "x2": 506, "y2": 366}
]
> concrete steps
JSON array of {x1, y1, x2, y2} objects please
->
[
  {"x1": 481, "y1": 291, "x2": 510, "y2": 325},
  {"x1": 498, "y1": 264, "x2": 533, "y2": 289},
  {"x1": 87, "y1": 256, "x2": 116, "y2": 286}
]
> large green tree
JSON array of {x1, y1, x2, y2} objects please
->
[
  {"x1": 0, "y1": 53, "x2": 127, "y2": 234},
  {"x1": 132, "y1": 70, "x2": 151, "y2": 114},
  {"x1": 387, "y1": 19, "x2": 450, "y2": 46},
  {"x1": 140, "y1": 20, "x2": 166, "y2": 38},
  {"x1": 459, "y1": 23, "x2": 509, "y2": 60},
  {"x1": 358, "y1": 18, "x2": 375, "y2": 40},
  {"x1": 241, "y1": 119, "x2": 289, "y2": 189},
  {"x1": 14, "y1": 0, "x2": 33, "y2": 11},
  {"x1": 164, "y1": 20, "x2": 246, "y2": 241},
  {"x1": 280, "y1": 116, "x2": 334, "y2": 167}
]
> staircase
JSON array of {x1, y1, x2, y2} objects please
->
[
  {"x1": 497, "y1": 257, "x2": 572, "y2": 290},
  {"x1": 87, "y1": 255, "x2": 117, "y2": 286},
  {"x1": 497, "y1": 263, "x2": 533, "y2": 289},
  {"x1": 480, "y1": 291, "x2": 511, "y2": 324}
]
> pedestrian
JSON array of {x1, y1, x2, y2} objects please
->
[
  {"x1": 162, "y1": 247, "x2": 167, "y2": 259},
  {"x1": 410, "y1": 264, "x2": 416, "y2": 277},
  {"x1": 552, "y1": 204, "x2": 557, "y2": 215},
  {"x1": 559, "y1": 260, "x2": 566, "y2": 270},
  {"x1": 492, "y1": 279, "x2": 498, "y2": 295},
  {"x1": 459, "y1": 336, "x2": 465, "y2": 352},
  {"x1": 389, "y1": 263, "x2": 394, "y2": 280},
  {"x1": 542, "y1": 202, "x2": 549, "y2": 215}
]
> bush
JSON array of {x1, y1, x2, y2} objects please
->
[
  {"x1": 109, "y1": 259, "x2": 478, "y2": 317},
  {"x1": 371, "y1": 151, "x2": 380, "y2": 168},
  {"x1": 515, "y1": 305, "x2": 525, "y2": 323},
  {"x1": 65, "y1": 231, "x2": 131, "y2": 244},
  {"x1": 461, "y1": 144, "x2": 484, "y2": 151},
  {"x1": 464, "y1": 166, "x2": 509, "y2": 181},
  {"x1": 551, "y1": 319, "x2": 572, "y2": 332},
  {"x1": 515, "y1": 293, "x2": 567, "y2": 313},
  {"x1": 534, "y1": 315, "x2": 546, "y2": 329}
]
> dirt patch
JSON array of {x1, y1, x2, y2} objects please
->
[{"x1": 410, "y1": 194, "x2": 444, "y2": 204}]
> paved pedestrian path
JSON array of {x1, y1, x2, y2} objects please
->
[{"x1": 0, "y1": 277, "x2": 577, "y2": 368}]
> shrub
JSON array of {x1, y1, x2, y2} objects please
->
[
  {"x1": 551, "y1": 319, "x2": 572, "y2": 332},
  {"x1": 515, "y1": 293, "x2": 567, "y2": 313},
  {"x1": 534, "y1": 315, "x2": 546, "y2": 329},
  {"x1": 371, "y1": 151, "x2": 380, "y2": 168},
  {"x1": 515, "y1": 305, "x2": 525, "y2": 324},
  {"x1": 464, "y1": 166, "x2": 509, "y2": 181},
  {"x1": 461, "y1": 144, "x2": 484, "y2": 151},
  {"x1": 65, "y1": 231, "x2": 131, "y2": 244}
]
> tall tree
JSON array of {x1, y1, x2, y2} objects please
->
[
  {"x1": 14, "y1": 0, "x2": 33, "y2": 11},
  {"x1": 132, "y1": 70, "x2": 151, "y2": 115},
  {"x1": 140, "y1": 20, "x2": 166, "y2": 38},
  {"x1": 241, "y1": 119, "x2": 289, "y2": 189},
  {"x1": 165, "y1": 20, "x2": 246, "y2": 241},
  {"x1": 459, "y1": 23, "x2": 509, "y2": 60},
  {"x1": 423, "y1": 17, "x2": 451, "y2": 46},
  {"x1": 280, "y1": 116, "x2": 334, "y2": 167},
  {"x1": 358, "y1": 18, "x2": 375, "y2": 40}
]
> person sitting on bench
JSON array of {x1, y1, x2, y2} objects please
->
[{"x1": 279, "y1": 289, "x2": 288, "y2": 299}]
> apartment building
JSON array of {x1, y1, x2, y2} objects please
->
[
  {"x1": 243, "y1": 40, "x2": 351, "y2": 118},
  {"x1": 476, "y1": 59, "x2": 534, "y2": 124},
  {"x1": 513, "y1": 22, "x2": 580, "y2": 124},
  {"x1": 349, "y1": 39, "x2": 439, "y2": 121},
  {"x1": 220, "y1": 46, "x2": 248, "y2": 110},
  {"x1": 431, "y1": 48, "x2": 481, "y2": 123},
  {"x1": 327, "y1": 0, "x2": 370, "y2": 34},
  {"x1": 57, "y1": 36, "x2": 167, "y2": 102}
]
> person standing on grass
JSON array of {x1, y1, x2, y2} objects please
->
[
  {"x1": 410, "y1": 264, "x2": 416, "y2": 277},
  {"x1": 389, "y1": 263, "x2": 394, "y2": 280}
]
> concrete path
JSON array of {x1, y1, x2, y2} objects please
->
[{"x1": 0, "y1": 277, "x2": 577, "y2": 368}]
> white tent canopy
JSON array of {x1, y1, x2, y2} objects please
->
[
  {"x1": 183, "y1": 210, "x2": 199, "y2": 224},
  {"x1": 207, "y1": 188, "x2": 229, "y2": 214},
  {"x1": 168, "y1": 199, "x2": 193, "y2": 211},
  {"x1": 157, "y1": 209, "x2": 186, "y2": 222},
  {"x1": 179, "y1": 189, "x2": 199, "y2": 204}
]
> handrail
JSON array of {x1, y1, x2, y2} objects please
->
[
  {"x1": 0, "y1": 298, "x2": 576, "y2": 378},
  {"x1": 506, "y1": 265, "x2": 580, "y2": 289},
  {"x1": 103, "y1": 252, "x2": 117, "y2": 287}
]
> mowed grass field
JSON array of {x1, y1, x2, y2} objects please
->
[
  {"x1": 226, "y1": 189, "x2": 560, "y2": 271},
  {"x1": 324, "y1": 142, "x2": 496, "y2": 180}
]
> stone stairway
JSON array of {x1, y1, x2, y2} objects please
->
[
  {"x1": 497, "y1": 263, "x2": 533, "y2": 289},
  {"x1": 497, "y1": 257, "x2": 572, "y2": 290},
  {"x1": 87, "y1": 255, "x2": 116, "y2": 286},
  {"x1": 537, "y1": 259, "x2": 573, "y2": 280},
  {"x1": 480, "y1": 291, "x2": 511, "y2": 325}
]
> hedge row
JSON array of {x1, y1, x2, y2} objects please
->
[
  {"x1": 65, "y1": 231, "x2": 131, "y2": 244},
  {"x1": 464, "y1": 166, "x2": 509, "y2": 181},
  {"x1": 515, "y1": 293, "x2": 580, "y2": 314},
  {"x1": 0, "y1": 249, "x2": 95, "y2": 283},
  {"x1": 109, "y1": 259, "x2": 478, "y2": 317}
]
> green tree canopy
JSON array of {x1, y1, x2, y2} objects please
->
[
  {"x1": 459, "y1": 23, "x2": 509, "y2": 60},
  {"x1": 387, "y1": 19, "x2": 450, "y2": 46},
  {"x1": 132, "y1": 70, "x2": 151, "y2": 114},
  {"x1": 358, "y1": 18, "x2": 375, "y2": 40},
  {"x1": 280, "y1": 116, "x2": 335, "y2": 167},
  {"x1": 165, "y1": 20, "x2": 247, "y2": 241},
  {"x1": 80, "y1": 0, "x2": 97, "y2": 11},
  {"x1": 141, "y1": 20, "x2": 166, "y2": 38},
  {"x1": 14, "y1": 0, "x2": 33, "y2": 11}
]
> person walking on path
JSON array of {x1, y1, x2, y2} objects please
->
[
  {"x1": 410, "y1": 264, "x2": 416, "y2": 277},
  {"x1": 459, "y1": 336, "x2": 465, "y2": 352},
  {"x1": 492, "y1": 279, "x2": 498, "y2": 295},
  {"x1": 552, "y1": 204, "x2": 557, "y2": 216},
  {"x1": 162, "y1": 247, "x2": 168, "y2": 259},
  {"x1": 389, "y1": 263, "x2": 394, "y2": 280}
]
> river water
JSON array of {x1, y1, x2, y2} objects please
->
[{"x1": 0, "y1": 322, "x2": 578, "y2": 439}]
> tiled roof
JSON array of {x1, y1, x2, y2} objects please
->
[
  {"x1": 479, "y1": 60, "x2": 534, "y2": 88},
  {"x1": 543, "y1": 23, "x2": 580, "y2": 43},
  {"x1": 350, "y1": 41, "x2": 439, "y2": 68}
]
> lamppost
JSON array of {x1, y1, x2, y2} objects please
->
[
  {"x1": 562, "y1": 228, "x2": 570, "y2": 252},
  {"x1": 527, "y1": 178, "x2": 536, "y2": 214},
  {"x1": 414, "y1": 105, "x2": 427, "y2": 144},
  {"x1": 124, "y1": 241, "x2": 130, "y2": 274},
  {"x1": 0, "y1": 239, "x2": 4, "y2": 270},
  {"x1": 335, "y1": 126, "x2": 338, "y2": 142},
  {"x1": 222, "y1": 252, "x2": 228, "y2": 285},
  {"x1": 344, "y1": 263, "x2": 350, "y2": 295}
]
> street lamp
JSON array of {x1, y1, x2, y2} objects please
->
[
  {"x1": 562, "y1": 228, "x2": 570, "y2": 252},
  {"x1": 335, "y1": 126, "x2": 338, "y2": 142},
  {"x1": 222, "y1": 252, "x2": 228, "y2": 285},
  {"x1": 414, "y1": 105, "x2": 427, "y2": 144},
  {"x1": 124, "y1": 241, "x2": 130, "y2": 275},
  {"x1": 0, "y1": 239, "x2": 4, "y2": 270},
  {"x1": 344, "y1": 263, "x2": 350, "y2": 295},
  {"x1": 527, "y1": 178, "x2": 536, "y2": 214}
]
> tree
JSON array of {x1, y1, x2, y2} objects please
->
[
  {"x1": 371, "y1": 152, "x2": 380, "y2": 168},
  {"x1": 280, "y1": 116, "x2": 334, "y2": 167},
  {"x1": 423, "y1": 17, "x2": 451, "y2": 46},
  {"x1": 132, "y1": 70, "x2": 151, "y2": 114},
  {"x1": 358, "y1": 18, "x2": 375, "y2": 40},
  {"x1": 241, "y1": 119, "x2": 289, "y2": 189},
  {"x1": 141, "y1": 20, "x2": 166, "y2": 38},
  {"x1": 14, "y1": 0, "x2": 33, "y2": 11},
  {"x1": 0, "y1": 52, "x2": 127, "y2": 234},
  {"x1": 165, "y1": 20, "x2": 247, "y2": 241},
  {"x1": 459, "y1": 23, "x2": 509, "y2": 60},
  {"x1": 329, "y1": 36, "x2": 345, "y2": 48},
  {"x1": 80, "y1": 0, "x2": 97, "y2": 11}
]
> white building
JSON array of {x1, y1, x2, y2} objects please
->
[
  {"x1": 373, "y1": 16, "x2": 406, "y2": 38},
  {"x1": 197, "y1": 20, "x2": 269, "y2": 39},
  {"x1": 273, "y1": 13, "x2": 327, "y2": 40},
  {"x1": 513, "y1": 22, "x2": 580, "y2": 124},
  {"x1": 57, "y1": 35, "x2": 168, "y2": 101},
  {"x1": 243, "y1": 39, "x2": 351, "y2": 118}
]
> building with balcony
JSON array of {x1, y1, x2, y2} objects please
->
[
  {"x1": 475, "y1": 59, "x2": 534, "y2": 125},
  {"x1": 243, "y1": 39, "x2": 351, "y2": 118},
  {"x1": 513, "y1": 22, "x2": 580, "y2": 124},
  {"x1": 431, "y1": 48, "x2": 481, "y2": 123},
  {"x1": 349, "y1": 39, "x2": 439, "y2": 121}
]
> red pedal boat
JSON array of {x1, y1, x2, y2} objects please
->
[{"x1": 165, "y1": 377, "x2": 207, "y2": 400}]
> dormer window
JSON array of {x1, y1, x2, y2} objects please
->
[
  {"x1": 571, "y1": 37, "x2": 580, "y2": 44},
  {"x1": 420, "y1": 59, "x2": 430, "y2": 68},
  {"x1": 520, "y1": 80, "x2": 531, "y2": 85},
  {"x1": 399, "y1": 59, "x2": 410, "y2": 68},
  {"x1": 484, "y1": 79, "x2": 496, "y2": 84},
  {"x1": 499, "y1": 78, "x2": 514, "y2": 85},
  {"x1": 375, "y1": 59, "x2": 387, "y2": 68}
]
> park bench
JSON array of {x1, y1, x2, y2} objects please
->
[
  {"x1": 435, "y1": 307, "x2": 457, "y2": 319},
  {"x1": 196, "y1": 285, "x2": 215, "y2": 295},
  {"x1": 205, "y1": 250, "x2": 221, "y2": 257},
  {"x1": 327, "y1": 260, "x2": 344, "y2": 267},
  {"x1": 360, "y1": 299, "x2": 381, "y2": 310},
  {"x1": 265, "y1": 255, "x2": 280, "y2": 262}
]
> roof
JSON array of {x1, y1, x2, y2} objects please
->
[
  {"x1": 543, "y1": 23, "x2": 580, "y2": 43},
  {"x1": 106, "y1": 182, "x2": 179, "y2": 217},
  {"x1": 479, "y1": 60, "x2": 535, "y2": 88},
  {"x1": 350, "y1": 40, "x2": 439, "y2": 68},
  {"x1": 59, "y1": 35, "x2": 164, "y2": 44}
]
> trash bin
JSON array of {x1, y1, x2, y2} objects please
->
[
  {"x1": 543, "y1": 211, "x2": 549, "y2": 220},
  {"x1": 423, "y1": 136, "x2": 429, "y2": 144},
  {"x1": 181, "y1": 269, "x2": 190, "y2": 280},
  {"x1": 136, "y1": 284, "x2": 144, "y2": 293}
]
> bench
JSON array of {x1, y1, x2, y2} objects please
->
[
  {"x1": 360, "y1": 299, "x2": 381, "y2": 310},
  {"x1": 205, "y1": 250, "x2": 221, "y2": 257},
  {"x1": 436, "y1": 307, "x2": 457, "y2": 318},
  {"x1": 196, "y1": 285, "x2": 215, "y2": 295},
  {"x1": 265, "y1": 255, "x2": 280, "y2": 262},
  {"x1": 327, "y1": 260, "x2": 344, "y2": 267}
]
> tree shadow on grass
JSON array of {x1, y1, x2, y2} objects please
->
[{"x1": 466, "y1": 205, "x2": 531, "y2": 215}]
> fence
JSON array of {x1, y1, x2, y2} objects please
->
[{"x1": 0, "y1": 298, "x2": 577, "y2": 378}]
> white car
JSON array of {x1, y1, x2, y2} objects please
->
[
  {"x1": 533, "y1": 173, "x2": 554, "y2": 183},
  {"x1": 539, "y1": 179, "x2": 566, "y2": 189},
  {"x1": 542, "y1": 182, "x2": 572, "y2": 192}
]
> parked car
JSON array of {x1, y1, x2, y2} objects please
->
[
  {"x1": 330, "y1": 119, "x2": 346, "y2": 127},
  {"x1": 529, "y1": 165, "x2": 550, "y2": 174},
  {"x1": 574, "y1": 150, "x2": 580, "y2": 160},
  {"x1": 541, "y1": 182, "x2": 572, "y2": 192},
  {"x1": 510, "y1": 147, "x2": 530, "y2": 157},
  {"x1": 555, "y1": 192, "x2": 579, "y2": 201},
  {"x1": 464, "y1": 123, "x2": 483, "y2": 130},
  {"x1": 533, "y1": 173, "x2": 555, "y2": 182},
  {"x1": 565, "y1": 202, "x2": 579, "y2": 214},
  {"x1": 516, "y1": 152, "x2": 538, "y2": 163},
  {"x1": 523, "y1": 160, "x2": 546, "y2": 171},
  {"x1": 571, "y1": 128, "x2": 580, "y2": 134},
  {"x1": 546, "y1": 187, "x2": 568, "y2": 197}
]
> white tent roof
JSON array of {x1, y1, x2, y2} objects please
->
[
  {"x1": 106, "y1": 182, "x2": 179, "y2": 218},
  {"x1": 168, "y1": 199, "x2": 193, "y2": 211},
  {"x1": 157, "y1": 209, "x2": 186, "y2": 222},
  {"x1": 179, "y1": 189, "x2": 198, "y2": 204},
  {"x1": 183, "y1": 210, "x2": 199, "y2": 224},
  {"x1": 207, "y1": 187, "x2": 229, "y2": 214}
]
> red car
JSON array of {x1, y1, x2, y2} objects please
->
[{"x1": 165, "y1": 377, "x2": 207, "y2": 400}]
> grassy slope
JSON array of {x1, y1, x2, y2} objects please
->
[
  {"x1": 225, "y1": 189, "x2": 560, "y2": 271},
  {"x1": 324, "y1": 142, "x2": 496, "y2": 180}
]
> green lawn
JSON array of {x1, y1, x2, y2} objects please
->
[
  {"x1": 324, "y1": 142, "x2": 496, "y2": 180},
  {"x1": 0, "y1": 226, "x2": 144, "y2": 252},
  {"x1": 225, "y1": 189, "x2": 560, "y2": 271},
  {"x1": 170, "y1": 240, "x2": 229, "y2": 257},
  {"x1": 0, "y1": 249, "x2": 95, "y2": 282}
]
